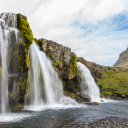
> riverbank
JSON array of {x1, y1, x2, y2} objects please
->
[{"x1": 86, "y1": 117, "x2": 128, "y2": 128}]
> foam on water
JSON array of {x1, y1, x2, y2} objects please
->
[
  {"x1": 0, "y1": 113, "x2": 30, "y2": 123},
  {"x1": 100, "y1": 98, "x2": 117, "y2": 103},
  {"x1": 24, "y1": 104, "x2": 85, "y2": 111}
]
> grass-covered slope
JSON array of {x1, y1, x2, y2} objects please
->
[{"x1": 96, "y1": 68, "x2": 128, "y2": 98}]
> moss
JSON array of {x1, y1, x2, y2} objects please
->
[
  {"x1": 17, "y1": 14, "x2": 33, "y2": 49},
  {"x1": 14, "y1": 14, "x2": 34, "y2": 103},
  {"x1": 46, "y1": 43, "x2": 50, "y2": 52},
  {"x1": 8, "y1": 91, "x2": 16, "y2": 101},
  {"x1": 10, "y1": 104, "x2": 24, "y2": 111},
  {"x1": 51, "y1": 59, "x2": 57, "y2": 68},
  {"x1": 64, "y1": 91, "x2": 76, "y2": 99},
  {"x1": 68, "y1": 54, "x2": 77, "y2": 79},
  {"x1": 76, "y1": 57, "x2": 80, "y2": 62},
  {"x1": 59, "y1": 60, "x2": 63, "y2": 64},
  {"x1": 96, "y1": 69, "x2": 128, "y2": 98},
  {"x1": 34, "y1": 38, "x2": 44, "y2": 50}
]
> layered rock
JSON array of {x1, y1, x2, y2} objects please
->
[
  {"x1": 114, "y1": 48, "x2": 128, "y2": 68},
  {"x1": 34, "y1": 38, "x2": 79, "y2": 99}
]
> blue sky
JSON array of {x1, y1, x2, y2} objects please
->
[{"x1": 0, "y1": 0, "x2": 128, "y2": 66}]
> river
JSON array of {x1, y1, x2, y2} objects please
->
[{"x1": 0, "y1": 99, "x2": 127, "y2": 128}]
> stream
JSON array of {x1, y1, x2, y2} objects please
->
[{"x1": 0, "y1": 99, "x2": 128, "y2": 128}]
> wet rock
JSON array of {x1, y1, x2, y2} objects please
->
[
  {"x1": 84, "y1": 102, "x2": 99, "y2": 105},
  {"x1": 78, "y1": 91, "x2": 91, "y2": 102}
]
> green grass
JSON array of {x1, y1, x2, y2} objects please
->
[{"x1": 96, "y1": 69, "x2": 128, "y2": 97}]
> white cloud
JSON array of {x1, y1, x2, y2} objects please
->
[
  {"x1": 0, "y1": 0, "x2": 41, "y2": 15},
  {"x1": 81, "y1": 0, "x2": 125, "y2": 23},
  {"x1": 0, "y1": 0, "x2": 128, "y2": 66}
]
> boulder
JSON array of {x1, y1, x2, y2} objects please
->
[
  {"x1": 77, "y1": 91, "x2": 91, "y2": 102},
  {"x1": 84, "y1": 102, "x2": 99, "y2": 105}
]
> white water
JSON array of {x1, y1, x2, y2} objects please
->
[
  {"x1": 77, "y1": 62, "x2": 100, "y2": 102},
  {"x1": 25, "y1": 41, "x2": 64, "y2": 106},
  {"x1": 0, "y1": 13, "x2": 18, "y2": 113},
  {"x1": 0, "y1": 113, "x2": 30, "y2": 123}
]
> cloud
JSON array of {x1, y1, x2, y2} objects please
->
[
  {"x1": 81, "y1": 0, "x2": 126, "y2": 23},
  {"x1": 0, "y1": 0, "x2": 41, "y2": 15},
  {"x1": 0, "y1": 0, "x2": 128, "y2": 66}
]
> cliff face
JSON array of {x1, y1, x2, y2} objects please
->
[
  {"x1": 114, "y1": 48, "x2": 128, "y2": 68},
  {"x1": 35, "y1": 38, "x2": 79, "y2": 98}
]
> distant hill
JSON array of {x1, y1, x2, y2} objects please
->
[{"x1": 114, "y1": 48, "x2": 128, "y2": 68}]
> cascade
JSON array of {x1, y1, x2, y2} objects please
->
[
  {"x1": 0, "y1": 13, "x2": 18, "y2": 113},
  {"x1": 25, "y1": 41, "x2": 63, "y2": 106},
  {"x1": 25, "y1": 41, "x2": 77, "y2": 108},
  {"x1": 77, "y1": 62, "x2": 100, "y2": 102}
]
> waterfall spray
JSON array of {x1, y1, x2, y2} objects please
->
[
  {"x1": 25, "y1": 41, "x2": 63, "y2": 106},
  {"x1": 77, "y1": 62, "x2": 100, "y2": 102},
  {"x1": 0, "y1": 13, "x2": 18, "y2": 113}
]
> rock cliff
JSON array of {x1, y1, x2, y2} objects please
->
[
  {"x1": 34, "y1": 38, "x2": 79, "y2": 98},
  {"x1": 114, "y1": 48, "x2": 128, "y2": 68}
]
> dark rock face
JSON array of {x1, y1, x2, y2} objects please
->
[
  {"x1": 114, "y1": 48, "x2": 128, "y2": 68},
  {"x1": 36, "y1": 38, "x2": 71, "y2": 78}
]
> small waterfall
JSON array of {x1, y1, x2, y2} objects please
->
[
  {"x1": 0, "y1": 13, "x2": 18, "y2": 113},
  {"x1": 77, "y1": 62, "x2": 100, "y2": 102},
  {"x1": 25, "y1": 41, "x2": 63, "y2": 106}
]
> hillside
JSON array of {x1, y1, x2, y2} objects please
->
[{"x1": 114, "y1": 48, "x2": 128, "y2": 68}]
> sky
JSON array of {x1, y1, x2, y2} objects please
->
[{"x1": 0, "y1": 0, "x2": 128, "y2": 66}]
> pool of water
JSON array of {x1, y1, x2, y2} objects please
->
[{"x1": 0, "y1": 99, "x2": 128, "y2": 128}]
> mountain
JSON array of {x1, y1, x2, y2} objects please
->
[{"x1": 114, "y1": 48, "x2": 128, "y2": 68}]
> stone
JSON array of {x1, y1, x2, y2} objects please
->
[
  {"x1": 79, "y1": 91, "x2": 91, "y2": 102},
  {"x1": 84, "y1": 102, "x2": 99, "y2": 105}
]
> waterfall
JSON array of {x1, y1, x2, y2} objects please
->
[
  {"x1": 0, "y1": 13, "x2": 18, "y2": 113},
  {"x1": 25, "y1": 41, "x2": 63, "y2": 106},
  {"x1": 77, "y1": 62, "x2": 100, "y2": 102}
]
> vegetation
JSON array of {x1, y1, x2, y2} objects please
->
[
  {"x1": 51, "y1": 59, "x2": 57, "y2": 68},
  {"x1": 96, "y1": 69, "x2": 128, "y2": 98},
  {"x1": 34, "y1": 38, "x2": 44, "y2": 50},
  {"x1": 17, "y1": 14, "x2": 33, "y2": 49},
  {"x1": 16, "y1": 14, "x2": 34, "y2": 102},
  {"x1": 68, "y1": 54, "x2": 77, "y2": 79},
  {"x1": 64, "y1": 91, "x2": 76, "y2": 99}
]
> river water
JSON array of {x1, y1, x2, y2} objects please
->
[{"x1": 0, "y1": 99, "x2": 127, "y2": 128}]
